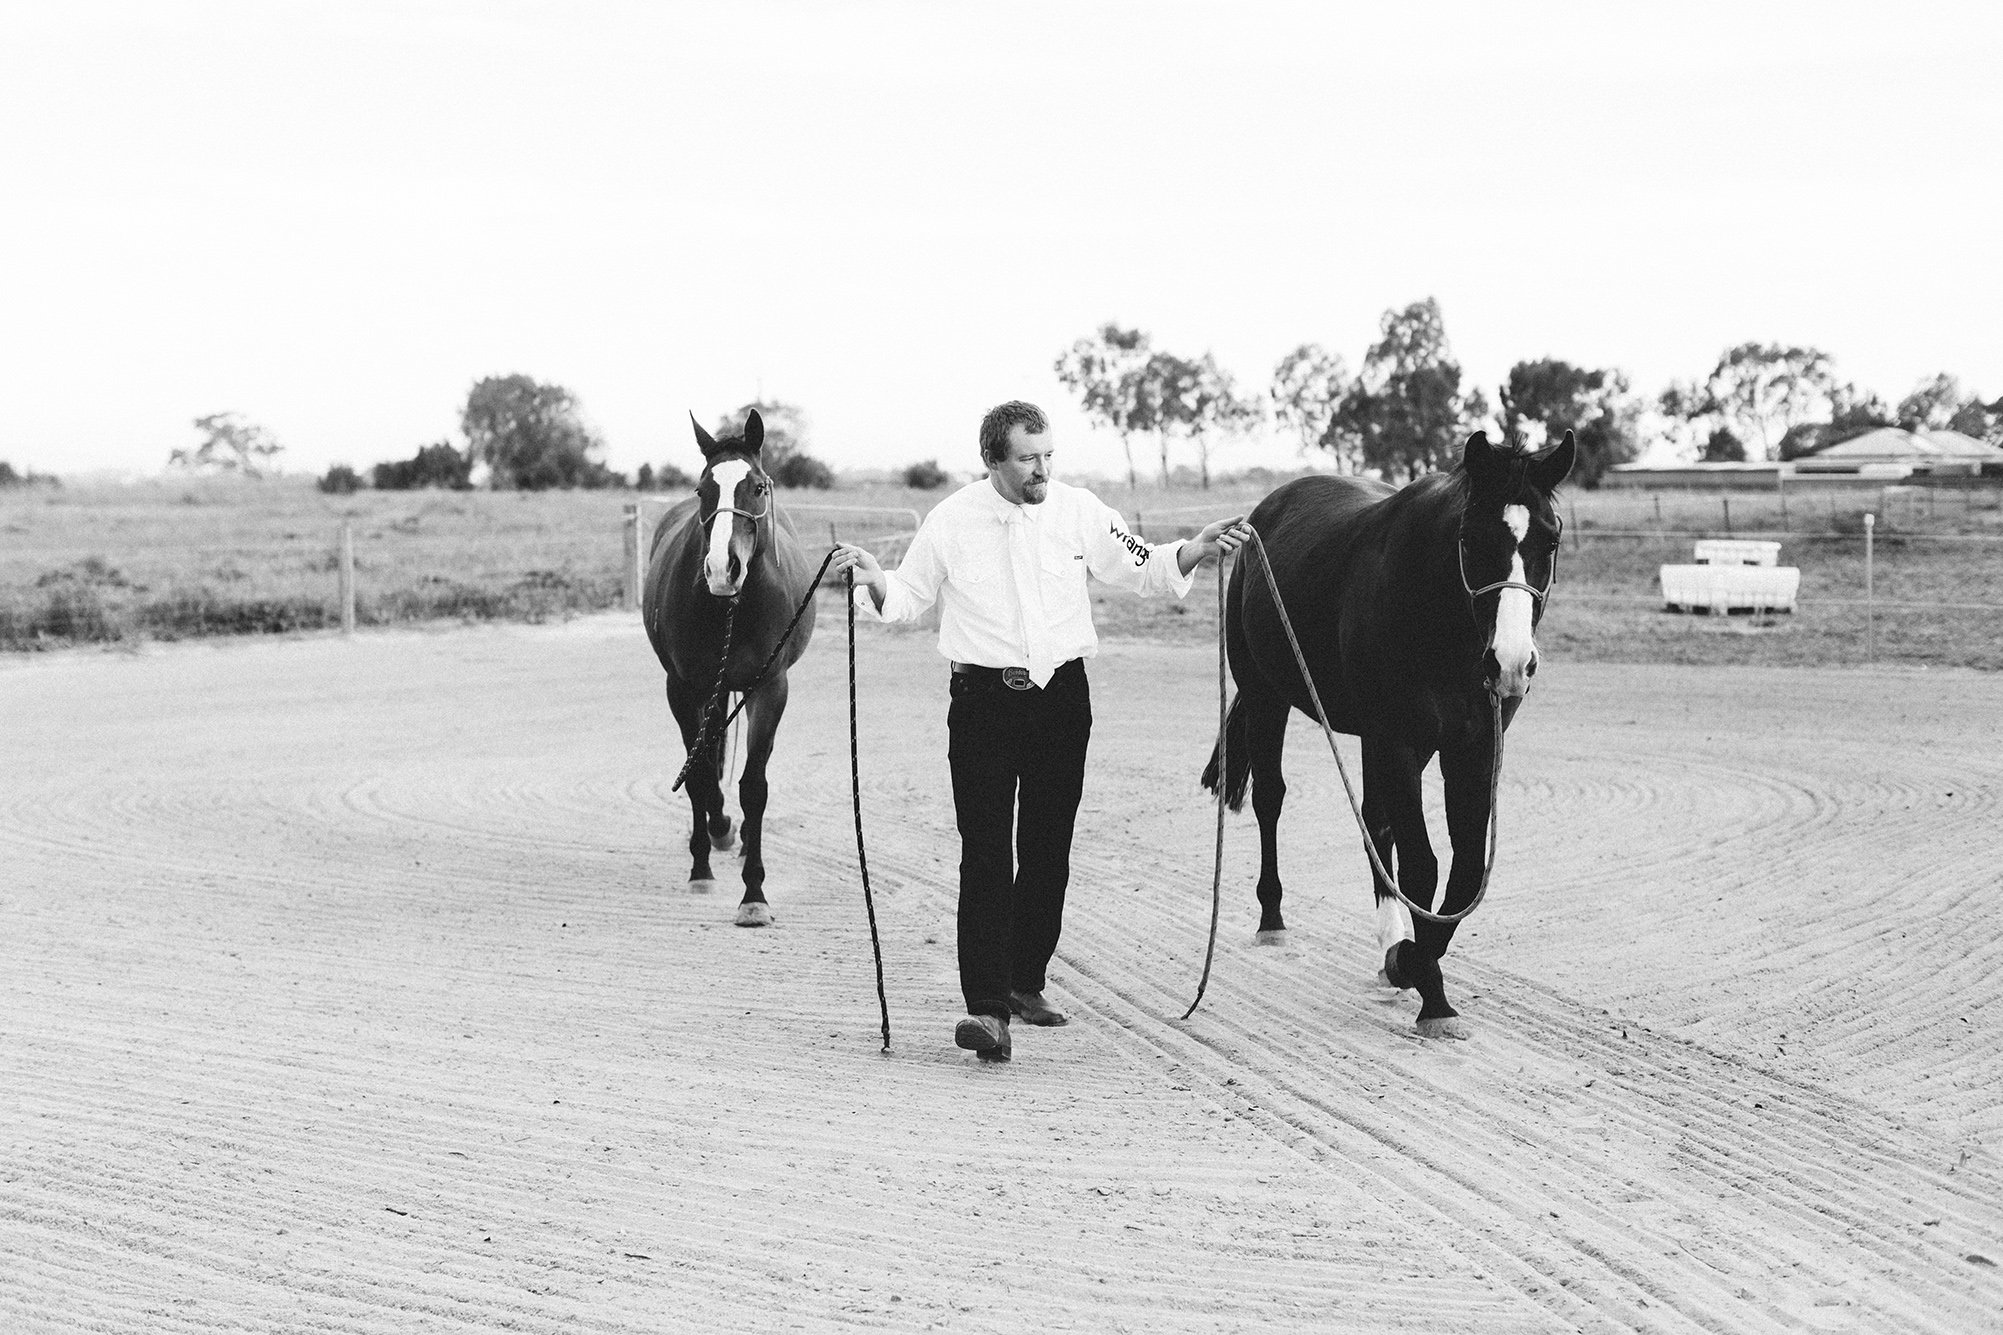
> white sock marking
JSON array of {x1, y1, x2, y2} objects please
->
[{"x1": 1377, "y1": 893, "x2": 1415, "y2": 956}]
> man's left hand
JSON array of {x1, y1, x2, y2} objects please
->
[{"x1": 1176, "y1": 516, "x2": 1254, "y2": 574}]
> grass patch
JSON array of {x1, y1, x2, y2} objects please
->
[{"x1": 4, "y1": 474, "x2": 1997, "y2": 668}]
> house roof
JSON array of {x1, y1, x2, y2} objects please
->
[{"x1": 1816, "y1": 427, "x2": 2003, "y2": 461}]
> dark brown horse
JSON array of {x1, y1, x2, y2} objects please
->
[
  {"x1": 643, "y1": 410, "x2": 819, "y2": 926},
  {"x1": 1202, "y1": 431, "x2": 1575, "y2": 1037}
]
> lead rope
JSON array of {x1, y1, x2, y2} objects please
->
[
  {"x1": 846, "y1": 568, "x2": 892, "y2": 1051},
  {"x1": 671, "y1": 548, "x2": 838, "y2": 794},
  {"x1": 1179, "y1": 553, "x2": 1229, "y2": 1021},
  {"x1": 671, "y1": 599, "x2": 738, "y2": 793},
  {"x1": 1181, "y1": 528, "x2": 1508, "y2": 1017}
]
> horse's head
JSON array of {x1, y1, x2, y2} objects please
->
[
  {"x1": 690, "y1": 409, "x2": 773, "y2": 599},
  {"x1": 1456, "y1": 429, "x2": 1575, "y2": 699}
]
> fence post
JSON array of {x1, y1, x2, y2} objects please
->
[
  {"x1": 1722, "y1": 495, "x2": 1732, "y2": 536},
  {"x1": 339, "y1": 520, "x2": 356, "y2": 635},
  {"x1": 1864, "y1": 511, "x2": 1875, "y2": 663},
  {"x1": 1776, "y1": 468, "x2": 1788, "y2": 531},
  {"x1": 622, "y1": 504, "x2": 641, "y2": 610}
]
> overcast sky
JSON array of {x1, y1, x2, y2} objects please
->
[{"x1": 4, "y1": 0, "x2": 1999, "y2": 482}]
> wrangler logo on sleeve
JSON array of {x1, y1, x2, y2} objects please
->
[{"x1": 1109, "y1": 520, "x2": 1150, "y2": 568}]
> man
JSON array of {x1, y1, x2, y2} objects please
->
[{"x1": 830, "y1": 400, "x2": 1250, "y2": 1062}]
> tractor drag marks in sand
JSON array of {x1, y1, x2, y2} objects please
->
[
  {"x1": 3, "y1": 621, "x2": 1533, "y2": 1333},
  {"x1": 4, "y1": 616, "x2": 2000, "y2": 1332}
]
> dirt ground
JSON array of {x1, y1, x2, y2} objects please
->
[{"x1": 3, "y1": 612, "x2": 1999, "y2": 1333}]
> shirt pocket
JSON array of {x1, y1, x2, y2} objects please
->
[{"x1": 1039, "y1": 543, "x2": 1087, "y2": 604}]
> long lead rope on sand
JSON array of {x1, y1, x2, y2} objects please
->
[
  {"x1": 1180, "y1": 555, "x2": 1229, "y2": 1021},
  {"x1": 846, "y1": 568, "x2": 892, "y2": 1052}
]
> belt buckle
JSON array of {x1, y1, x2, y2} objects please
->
[{"x1": 1001, "y1": 667, "x2": 1033, "y2": 691}]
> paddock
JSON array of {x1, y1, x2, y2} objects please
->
[{"x1": 2, "y1": 614, "x2": 1999, "y2": 1332}]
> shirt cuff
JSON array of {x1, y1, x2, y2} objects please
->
[
  {"x1": 851, "y1": 580, "x2": 886, "y2": 620},
  {"x1": 1159, "y1": 539, "x2": 1199, "y2": 598}
]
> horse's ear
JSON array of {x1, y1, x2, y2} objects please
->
[
  {"x1": 742, "y1": 409, "x2": 765, "y2": 455},
  {"x1": 1460, "y1": 430, "x2": 1500, "y2": 476},
  {"x1": 691, "y1": 412, "x2": 719, "y2": 457},
  {"x1": 1532, "y1": 429, "x2": 1577, "y2": 492}
]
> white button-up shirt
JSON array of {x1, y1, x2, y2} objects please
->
[{"x1": 858, "y1": 478, "x2": 1196, "y2": 687}]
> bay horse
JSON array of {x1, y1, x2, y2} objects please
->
[
  {"x1": 643, "y1": 409, "x2": 819, "y2": 926},
  {"x1": 1202, "y1": 430, "x2": 1575, "y2": 1037}
]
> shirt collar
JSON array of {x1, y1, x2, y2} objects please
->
[{"x1": 983, "y1": 477, "x2": 1044, "y2": 524}]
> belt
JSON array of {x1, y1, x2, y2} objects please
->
[{"x1": 950, "y1": 660, "x2": 1080, "y2": 692}]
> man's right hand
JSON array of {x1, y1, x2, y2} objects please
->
[{"x1": 828, "y1": 544, "x2": 887, "y2": 606}]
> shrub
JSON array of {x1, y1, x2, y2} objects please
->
[
  {"x1": 771, "y1": 452, "x2": 835, "y2": 489},
  {"x1": 0, "y1": 460, "x2": 60, "y2": 489},
  {"x1": 373, "y1": 441, "x2": 473, "y2": 491},
  {"x1": 319, "y1": 464, "x2": 365, "y2": 494},
  {"x1": 901, "y1": 459, "x2": 950, "y2": 490},
  {"x1": 637, "y1": 462, "x2": 694, "y2": 491}
]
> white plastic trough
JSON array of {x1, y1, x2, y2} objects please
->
[
  {"x1": 1660, "y1": 563, "x2": 1800, "y2": 614},
  {"x1": 1692, "y1": 539, "x2": 1782, "y2": 567}
]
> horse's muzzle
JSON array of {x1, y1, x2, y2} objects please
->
[
  {"x1": 1482, "y1": 648, "x2": 1537, "y2": 699},
  {"x1": 704, "y1": 554, "x2": 744, "y2": 597}
]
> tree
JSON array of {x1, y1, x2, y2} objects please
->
[
  {"x1": 901, "y1": 459, "x2": 950, "y2": 489},
  {"x1": 1054, "y1": 324, "x2": 1153, "y2": 490},
  {"x1": 462, "y1": 375, "x2": 618, "y2": 490},
  {"x1": 1661, "y1": 343, "x2": 1836, "y2": 461},
  {"x1": 170, "y1": 412, "x2": 284, "y2": 476},
  {"x1": 713, "y1": 399, "x2": 832, "y2": 488},
  {"x1": 1270, "y1": 344, "x2": 1359, "y2": 473},
  {"x1": 318, "y1": 464, "x2": 364, "y2": 494},
  {"x1": 1897, "y1": 373, "x2": 1976, "y2": 432},
  {"x1": 1328, "y1": 298, "x2": 1486, "y2": 481},
  {"x1": 1778, "y1": 381, "x2": 1894, "y2": 459},
  {"x1": 1701, "y1": 427, "x2": 1747, "y2": 462},
  {"x1": 1498, "y1": 359, "x2": 1640, "y2": 488},
  {"x1": 373, "y1": 440, "x2": 474, "y2": 490},
  {"x1": 635, "y1": 461, "x2": 693, "y2": 492},
  {"x1": 1181, "y1": 354, "x2": 1259, "y2": 489}
]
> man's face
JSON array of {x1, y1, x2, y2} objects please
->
[{"x1": 991, "y1": 424, "x2": 1053, "y2": 505}]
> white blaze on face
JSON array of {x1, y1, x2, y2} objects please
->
[
  {"x1": 704, "y1": 460, "x2": 752, "y2": 593},
  {"x1": 1490, "y1": 504, "x2": 1538, "y2": 697},
  {"x1": 1376, "y1": 892, "x2": 1415, "y2": 958}
]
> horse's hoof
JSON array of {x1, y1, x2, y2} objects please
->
[
  {"x1": 1374, "y1": 968, "x2": 1406, "y2": 990},
  {"x1": 734, "y1": 902, "x2": 773, "y2": 928},
  {"x1": 710, "y1": 825, "x2": 737, "y2": 853},
  {"x1": 688, "y1": 878, "x2": 718, "y2": 895},
  {"x1": 1253, "y1": 929, "x2": 1288, "y2": 946},
  {"x1": 1416, "y1": 1015, "x2": 1473, "y2": 1041}
]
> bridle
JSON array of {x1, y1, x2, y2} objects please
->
[
  {"x1": 698, "y1": 470, "x2": 773, "y2": 530},
  {"x1": 1456, "y1": 507, "x2": 1560, "y2": 607}
]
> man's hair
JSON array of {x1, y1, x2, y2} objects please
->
[{"x1": 978, "y1": 400, "x2": 1048, "y2": 466}]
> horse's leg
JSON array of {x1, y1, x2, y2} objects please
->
[
  {"x1": 1367, "y1": 739, "x2": 1464, "y2": 1037},
  {"x1": 1244, "y1": 691, "x2": 1292, "y2": 941},
  {"x1": 1361, "y1": 737, "x2": 1412, "y2": 979},
  {"x1": 707, "y1": 697, "x2": 736, "y2": 853},
  {"x1": 666, "y1": 677, "x2": 721, "y2": 892},
  {"x1": 1406, "y1": 726, "x2": 1499, "y2": 1040},
  {"x1": 731, "y1": 671, "x2": 787, "y2": 928}
]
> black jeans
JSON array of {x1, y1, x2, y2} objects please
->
[{"x1": 947, "y1": 659, "x2": 1092, "y2": 1020}]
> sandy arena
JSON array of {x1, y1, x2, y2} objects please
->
[{"x1": 3, "y1": 612, "x2": 1999, "y2": 1333}]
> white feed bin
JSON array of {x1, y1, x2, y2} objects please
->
[
  {"x1": 1660, "y1": 563, "x2": 1801, "y2": 614},
  {"x1": 1692, "y1": 539, "x2": 1781, "y2": 566}
]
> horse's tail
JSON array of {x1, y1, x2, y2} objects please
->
[{"x1": 1200, "y1": 691, "x2": 1254, "y2": 813}]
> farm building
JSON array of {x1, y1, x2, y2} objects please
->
[
  {"x1": 1607, "y1": 427, "x2": 2003, "y2": 489},
  {"x1": 1790, "y1": 426, "x2": 2003, "y2": 477}
]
